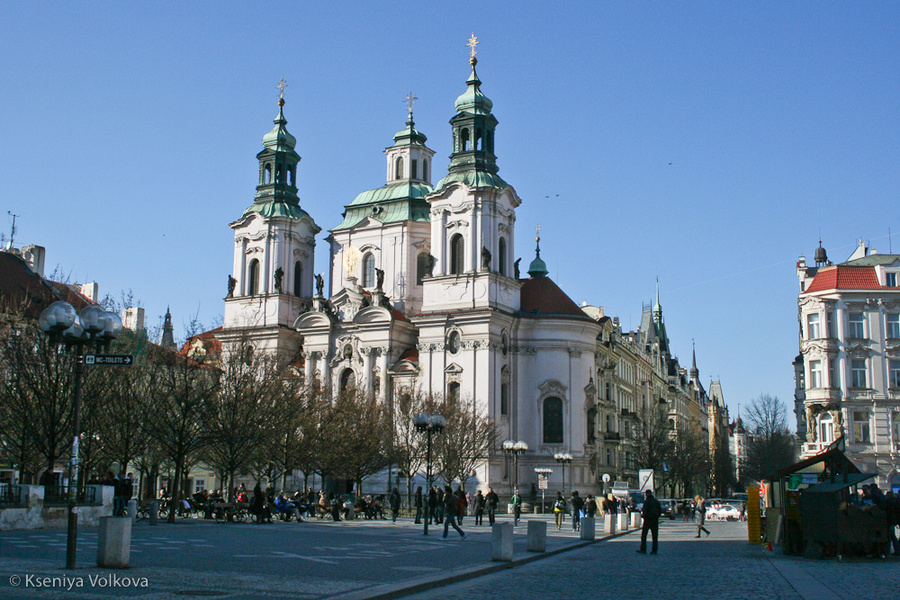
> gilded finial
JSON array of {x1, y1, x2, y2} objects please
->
[
  {"x1": 467, "y1": 33, "x2": 479, "y2": 65},
  {"x1": 276, "y1": 78, "x2": 288, "y2": 103},
  {"x1": 535, "y1": 224, "x2": 541, "y2": 243},
  {"x1": 405, "y1": 91, "x2": 418, "y2": 117}
]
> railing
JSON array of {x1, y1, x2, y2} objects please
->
[
  {"x1": 43, "y1": 484, "x2": 100, "y2": 506},
  {"x1": 0, "y1": 484, "x2": 24, "y2": 506}
]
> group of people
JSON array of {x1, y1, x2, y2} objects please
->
[{"x1": 551, "y1": 491, "x2": 625, "y2": 531}]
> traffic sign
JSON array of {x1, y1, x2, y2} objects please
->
[
  {"x1": 638, "y1": 469, "x2": 654, "y2": 492},
  {"x1": 84, "y1": 354, "x2": 135, "y2": 366}
]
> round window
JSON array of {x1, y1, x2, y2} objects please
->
[{"x1": 448, "y1": 331, "x2": 461, "y2": 354}]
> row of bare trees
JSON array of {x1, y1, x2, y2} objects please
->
[{"x1": 0, "y1": 310, "x2": 498, "y2": 518}]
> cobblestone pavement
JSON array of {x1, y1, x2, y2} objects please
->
[
  {"x1": 1, "y1": 517, "x2": 895, "y2": 599},
  {"x1": 403, "y1": 520, "x2": 899, "y2": 600}
]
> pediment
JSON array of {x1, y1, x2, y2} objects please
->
[
  {"x1": 445, "y1": 362, "x2": 464, "y2": 374},
  {"x1": 354, "y1": 306, "x2": 393, "y2": 324},
  {"x1": 294, "y1": 311, "x2": 333, "y2": 331}
]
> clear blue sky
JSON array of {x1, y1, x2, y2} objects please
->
[{"x1": 2, "y1": 2, "x2": 898, "y2": 424}]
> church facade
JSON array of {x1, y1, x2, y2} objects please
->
[{"x1": 218, "y1": 46, "x2": 725, "y2": 496}]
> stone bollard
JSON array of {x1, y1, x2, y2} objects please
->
[
  {"x1": 580, "y1": 516, "x2": 595, "y2": 540},
  {"x1": 630, "y1": 512, "x2": 642, "y2": 529},
  {"x1": 603, "y1": 513, "x2": 616, "y2": 535},
  {"x1": 149, "y1": 501, "x2": 158, "y2": 526},
  {"x1": 617, "y1": 513, "x2": 628, "y2": 531},
  {"x1": 97, "y1": 516, "x2": 132, "y2": 568},
  {"x1": 127, "y1": 499, "x2": 137, "y2": 523},
  {"x1": 491, "y1": 522, "x2": 514, "y2": 562},
  {"x1": 526, "y1": 520, "x2": 546, "y2": 552}
]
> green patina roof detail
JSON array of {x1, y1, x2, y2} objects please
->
[
  {"x1": 844, "y1": 254, "x2": 900, "y2": 266},
  {"x1": 433, "y1": 170, "x2": 508, "y2": 193},
  {"x1": 242, "y1": 200, "x2": 312, "y2": 220},
  {"x1": 454, "y1": 64, "x2": 493, "y2": 115},
  {"x1": 333, "y1": 181, "x2": 432, "y2": 231},
  {"x1": 391, "y1": 117, "x2": 427, "y2": 147}
]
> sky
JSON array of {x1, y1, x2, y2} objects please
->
[{"x1": 2, "y1": 2, "x2": 898, "y2": 424}]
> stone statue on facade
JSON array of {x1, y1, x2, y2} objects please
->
[
  {"x1": 274, "y1": 267, "x2": 284, "y2": 292},
  {"x1": 315, "y1": 273, "x2": 325, "y2": 297},
  {"x1": 227, "y1": 275, "x2": 237, "y2": 298},
  {"x1": 482, "y1": 246, "x2": 491, "y2": 270}
]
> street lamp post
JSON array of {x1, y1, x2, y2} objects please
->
[
  {"x1": 413, "y1": 413, "x2": 446, "y2": 536},
  {"x1": 554, "y1": 452, "x2": 573, "y2": 496},
  {"x1": 502, "y1": 440, "x2": 528, "y2": 494},
  {"x1": 39, "y1": 301, "x2": 122, "y2": 569}
]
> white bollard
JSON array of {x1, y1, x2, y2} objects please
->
[
  {"x1": 580, "y1": 516, "x2": 595, "y2": 540},
  {"x1": 630, "y1": 512, "x2": 642, "y2": 529},
  {"x1": 603, "y1": 513, "x2": 616, "y2": 535},
  {"x1": 97, "y1": 516, "x2": 132, "y2": 568},
  {"x1": 526, "y1": 520, "x2": 546, "y2": 552},
  {"x1": 491, "y1": 522, "x2": 514, "y2": 561},
  {"x1": 617, "y1": 513, "x2": 628, "y2": 531},
  {"x1": 127, "y1": 499, "x2": 137, "y2": 523}
]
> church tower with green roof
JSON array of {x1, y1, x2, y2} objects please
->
[{"x1": 223, "y1": 82, "x2": 320, "y2": 354}]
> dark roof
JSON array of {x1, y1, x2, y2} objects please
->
[
  {"x1": 397, "y1": 347, "x2": 419, "y2": 363},
  {"x1": 0, "y1": 251, "x2": 92, "y2": 319},
  {"x1": 519, "y1": 276, "x2": 593, "y2": 320},
  {"x1": 805, "y1": 265, "x2": 882, "y2": 293}
]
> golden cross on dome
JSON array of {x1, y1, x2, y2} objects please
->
[
  {"x1": 467, "y1": 33, "x2": 479, "y2": 59},
  {"x1": 276, "y1": 78, "x2": 288, "y2": 100},
  {"x1": 405, "y1": 92, "x2": 418, "y2": 114}
]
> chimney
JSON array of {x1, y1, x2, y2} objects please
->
[
  {"x1": 21, "y1": 245, "x2": 45, "y2": 277},
  {"x1": 80, "y1": 282, "x2": 99, "y2": 303},
  {"x1": 122, "y1": 307, "x2": 145, "y2": 333}
]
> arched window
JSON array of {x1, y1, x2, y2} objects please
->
[
  {"x1": 276, "y1": 164, "x2": 283, "y2": 183},
  {"x1": 447, "y1": 382, "x2": 460, "y2": 405},
  {"x1": 450, "y1": 234, "x2": 464, "y2": 275},
  {"x1": 411, "y1": 159, "x2": 418, "y2": 180},
  {"x1": 293, "y1": 261, "x2": 303, "y2": 296},
  {"x1": 475, "y1": 129, "x2": 482, "y2": 150},
  {"x1": 500, "y1": 382, "x2": 509, "y2": 416},
  {"x1": 264, "y1": 164, "x2": 272, "y2": 184},
  {"x1": 498, "y1": 237, "x2": 507, "y2": 276},
  {"x1": 340, "y1": 369, "x2": 356, "y2": 396},
  {"x1": 395, "y1": 157, "x2": 404, "y2": 180},
  {"x1": 423, "y1": 159, "x2": 429, "y2": 182},
  {"x1": 461, "y1": 128, "x2": 470, "y2": 151},
  {"x1": 362, "y1": 253, "x2": 375, "y2": 287},
  {"x1": 248, "y1": 259, "x2": 260, "y2": 296},
  {"x1": 543, "y1": 396, "x2": 564, "y2": 444},
  {"x1": 416, "y1": 252, "x2": 429, "y2": 285},
  {"x1": 288, "y1": 168, "x2": 294, "y2": 186}
]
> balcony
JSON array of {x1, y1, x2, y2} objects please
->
[{"x1": 604, "y1": 432, "x2": 621, "y2": 441}]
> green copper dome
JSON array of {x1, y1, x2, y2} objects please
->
[
  {"x1": 391, "y1": 115, "x2": 428, "y2": 147},
  {"x1": 261, "y1": 100, "x2": 296, "y2": 152},
  {"x1": 242, "y1": 200, "x2": 312, "y2": 220},
  {"x1": 528, "y1": 237, "x2": 548, "y2": 278},
  {"x1": 454, "y1": 63, "x2": 493, "y2": 115}
]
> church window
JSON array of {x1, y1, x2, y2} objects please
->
[
  {"x1": 447, "y1": 381, "x2": 460, "y2": 405},
  {"x1": 340, "y1": 369, "x2": 356, "y2": 397},
  {"x1": 487, "y1": 131, "x2": 494, "y2": 153},
  {"x1": 416, "y1": 253, "x2": 428, "y2": 285},
  {"x1": 248, "y1": 259, "x2": 260, "y2": 295},
  {"x1": 448, "y1": 331, "x2": 461, "y2": 354},
  {"x1": 498, "y1": 238, "x2": 507, "y2": 276},
  {"x1": 395, "y1": 157, "x2": 404, "y2": 180},
  {"x1": 543, "y1": 397, "x2": 563, "y2": 444},
  {"x1": 500, "y1": 382, "x2": 509, "y2": 416},
  {"x1": 450, "y1": 234, "x2": 464, "y2": 275},
  {"x1": 276, "y1": 164, "x2": 283, "y2": 183},
  {"x1": 475, "y1": 129, "x2": 482, "y2": 150},
  {"x1": 423, "y1": 159, "x2": 429, "y2": 182},
  {"x1": 264, "y1": 164, "x2": 272, "y2": 184},
  {"x1": 461, "y1": 128, "x2": 470, "y2": 151},
  {"x1": 362, "y1": 253, "x2": 375, "y2": 287},
  {"x1": 411, "y1": 159, "x2": 417, "y2": 180},
  {"x1": 293, "y1": 261, "x2": 303, "y2": 296},
  {"x1": 288, "y1": 168, "x2": 294, "y2": 186}
]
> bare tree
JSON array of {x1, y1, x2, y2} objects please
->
[
  {"x1": 435, "y1": 397, "x2": 499, "y2": 490},
  {"x1": 667, "y1": 423, "x2": 708, "y2": 497},
  {"x1": 743, "y1": 394, "x2": 796, "y2": 482},
  {"x1": 142, "y1": 347, "x2": 219, "y2": 522},
  {"x1": 390, "y1": 389, "x2": 442, "y2": 506},
  {"x1": 632, "y1": 403, "x2": 675, "y2": 486}
]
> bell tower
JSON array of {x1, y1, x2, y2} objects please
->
[{"x1": 223, "y1": 80, "x2": 320, "y2": 354}]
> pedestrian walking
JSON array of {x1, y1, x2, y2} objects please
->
[
  {"x1": 571, "y1": 490, "x2": 584, "y2": 531},
  {"x1": 511, "y1": 488, "x2": 522, "y2": 526},
  {"x1": 427, "y1": 486, "x2": 437, "y2": 524},
  {"x1": 695, "y1": 495, "x2": 710, "y2": 537},
  {"x1": 389, "y1": 487, "x2": 401, "y2": 522},
  {"x1": 553, "y1": 491, "x2": 567, "y2": 530},
  {"x1": 637, "y1": 489, "x2": 662, "y2": 554},
  {"x1": 455, "y1": 486, "x2": 468, "y2": 524},
  {"x1": 474, "y1": 490, "x2": 485, "y2": 525},
  {"x1": 585, "y1": 494, "x2": 597, "y2": 518},
  {"x1": 441, "y1": 485, "x2": 466, "y2": 540},
  {"x1": 486, "y1": 487, "x2": 499, "y2": 525},
  {"x1": 414, "y1": 486, "x2": 423, "y2": 524}
]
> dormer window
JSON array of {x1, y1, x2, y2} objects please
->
[{"x1": 886, "y1": 272, "x2": 898, "y2": 287}]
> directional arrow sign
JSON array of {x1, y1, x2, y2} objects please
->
[{"x1": 84, "y1": 354, "x2": 134, "y2": 366}]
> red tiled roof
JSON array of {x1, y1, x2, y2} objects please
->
[
  {"x1": 180, "y1": 326, "x2": 224, "y2": 356},
  {"x1": 805, "y1": 265, "x2": 882, "y2": 293},
  {"x1": 519, "y1": 277, "x2": 592, "y2": 320},
  {"x1": 0, "y1": 251, "x2": 93, "y2": 319},
  {"x1": 397, "y1": 347, "x2": 419, "y2": 363}
]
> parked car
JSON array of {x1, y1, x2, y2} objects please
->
[
  {"x1": 657, "y1": 498, "x2": 677, "y2": 520},
  {"x1": 707, "y1": 503, "x2": 740, "y2": 521}
]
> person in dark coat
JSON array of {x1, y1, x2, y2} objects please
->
[
  {"x1": 414, "y1": 486, "x2": 423, "y2": 524},
  {"x1": 441, "y1": 485, "x2": 465, "y2": 540},
  {"x1": 486, "y1": 487, "x2": 499, "y2": 525},
  {"x1": 473, "y1": 490, "x2": 485, "y2": 525},
  {"x1": 571, "y1": 490, "x2": 584, "y2": 531},
  {"x1": 389, "y1": 487, "x2": 401, "y2": 522},
  {"x1": 251, "y1": 482, "x2": 270, "y2": 523},
  {"x1": 637, "y1": 489, "x2": 662, "y2": 554}
]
